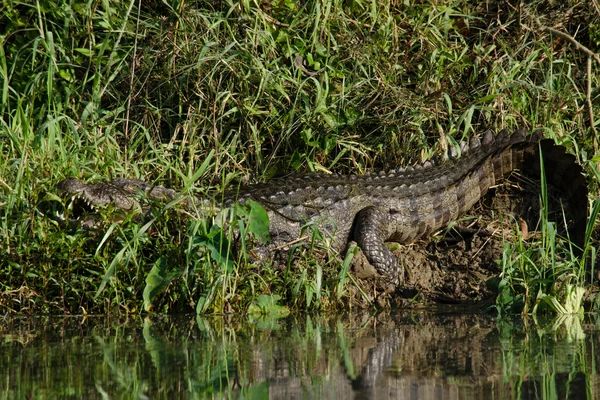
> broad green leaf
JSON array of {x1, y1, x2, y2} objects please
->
[
  {"x1": 194, "y1": 235, "x2": 234, "y2": 271},
  {"x1": 248, "y1": 294, "x2": 289, "y2": 317},
  {"x1": 143, "y1": 256, "x2": 182, "y2": 311},
  {"x1": 246, "y1": 200, "x2": 270, "y2": 243}
]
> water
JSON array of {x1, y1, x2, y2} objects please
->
[{"x1": 1, "y1": 312, "x2": 597, "y2": 399}]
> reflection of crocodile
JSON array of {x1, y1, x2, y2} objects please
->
[{"x1": 57, "y1": 129, "x2": 588, "y2": 284}]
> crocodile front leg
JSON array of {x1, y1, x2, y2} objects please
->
[{"x1": 353, "y1": 206, "x2": 402, "y2": 284}]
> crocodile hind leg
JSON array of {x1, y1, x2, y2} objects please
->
[{"x1": 353, "y1": 206, "x2": 403, "y2": 285}]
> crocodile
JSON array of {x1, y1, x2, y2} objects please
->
[{"x1": 56, "y1": 129, "x2": 589, "y2": 285}]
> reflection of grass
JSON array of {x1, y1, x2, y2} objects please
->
[
  {"x1": 96, "y1": 336, "x2": 150, "y2": 398},
  {"x1": 2, "y1": 313, "x2": 598, "y2": 397},
  {"x1": 2, "y1": 0, "x2": 598, "y2": 314},
  {"x1": 497, "y1": 315, "x2": 593, "y2": 399}
]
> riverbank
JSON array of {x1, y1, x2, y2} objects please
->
[{"x1": 1, "y1": 0, "x2": 599, "y2": 314}]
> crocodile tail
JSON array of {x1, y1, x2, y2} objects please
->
[{"x1": 476, "y1": 129, "x2": 587, "y2": 250}]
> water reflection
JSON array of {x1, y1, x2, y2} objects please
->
[{"x1": 0, "y1": 312, "x2": 597, "y2": 399}]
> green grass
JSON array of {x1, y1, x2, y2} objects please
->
[
  {"x1": 1, "y1": 0, "x2": 599, "y2": 314},
  {"x1": 494, "y1": 180, "x2": 600, "y2": 316}
]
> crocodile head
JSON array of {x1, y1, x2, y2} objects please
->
[
  {"x1": 54, "y1": 178, "x2": 150, "y2": 229},
  {"x1": 57, "y1": 178, "x2": 149, "y2": 210},
  {"x1": 56, "y1": 178, "x2": 98, "y2": 214}
]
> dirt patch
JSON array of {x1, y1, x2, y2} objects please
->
[{"x1": 350, "y1": 172, "x2": 570, "y2": 308}]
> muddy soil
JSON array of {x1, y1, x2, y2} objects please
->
[{"x1": 349, "y1": 172, "x2": 574, "y2": 309}]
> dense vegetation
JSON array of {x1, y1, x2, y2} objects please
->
[{"x1": 1, "y1": 0, "x2": 599, "y2": 314}]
